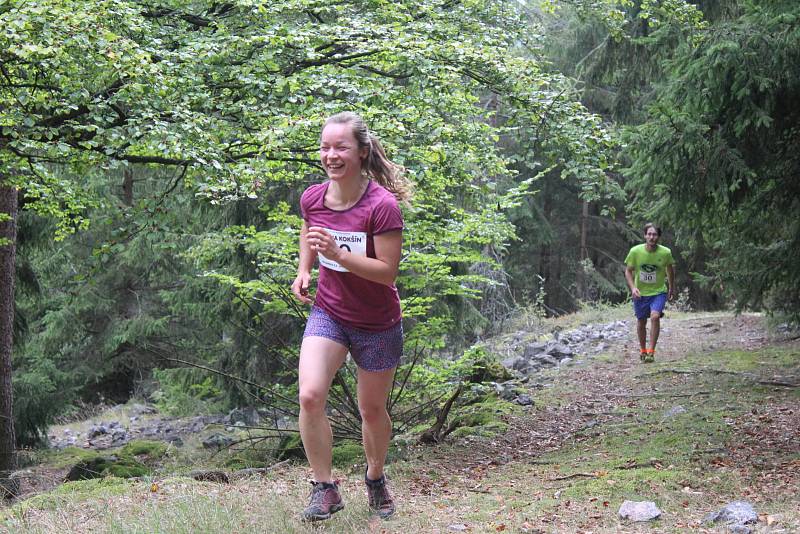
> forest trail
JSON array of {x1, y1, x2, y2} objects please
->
[
  {"x1": 4, "y1": 312, "x2": 799, "y2": 533},
  {"x1": 403, "y1": 311, "x2": 800, "y2": 533}
]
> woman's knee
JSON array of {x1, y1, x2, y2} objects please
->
[
  {"x1": 359, "y1": 403, "x2": 389, "y2": 425},
  {"x1": 299, "y1": 388, "x2": 328, "y2": 413}
]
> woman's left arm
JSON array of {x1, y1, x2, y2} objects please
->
[{"x1": 306, "y1": 226, "x2": 401, "y2": 287}]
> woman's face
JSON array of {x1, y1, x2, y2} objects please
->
[{"x1": 320, "y1": 123, "x2": 367, "y2": 182}]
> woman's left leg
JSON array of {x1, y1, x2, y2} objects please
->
[{"x1": 356, "y1": 366, "x2": 396, "y2": 480}]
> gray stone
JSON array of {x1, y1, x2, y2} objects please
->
[
  {"x1": 494, "y1": 382, "x2": 519, "y2": 401},
  {"x1": 523, "y1": 342, "x2": 548, "y2": 358},
  {"x1": 130, "y1": 403, "x2": 157, "y2": 416},
  {"x1": 618, "y1": 500, "x2": 662, "y2": 522},
  {"x1": 532, "y1": 354, "x2": 559, "y2": 366},
  {"x1": 514, "y1": 394, "x2": 533, "y2": 406},
  {"x1": 556, "y1": 346, "x2": 574, "y2": 358},
  {"x1": 87, "y1": 424, "x2": 108, "y2": 438},
  {"x1": 703, "y1": 501, "x2": 757, "y2": 527},
  {"x1": 502, "y1": 355, "x2": 528, "y2": 372},
  {"x1": 202, "y1": 433, "x2": 235, "y2": 450},
  {"x1": 165, "y1": 435, "x2": 184, "y2": 447}
]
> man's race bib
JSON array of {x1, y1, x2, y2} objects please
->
[
  {"x1": 639, "y1": 264, "x2": 657, "y2": 283},
  {"x1": 318, "y1": 228, "x2": 367, "y2": 272}
]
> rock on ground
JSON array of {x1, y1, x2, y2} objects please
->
[{"x1": 618, "y1": 500, "x2": 662, "y2": 522}]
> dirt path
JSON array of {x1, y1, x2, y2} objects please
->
[{"x1": 400, "y1": 312, "x2": 800, "y2": 532}]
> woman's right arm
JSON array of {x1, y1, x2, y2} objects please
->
[{"x1": 292, "y1": 221, "x2": 316, "y2": 304}]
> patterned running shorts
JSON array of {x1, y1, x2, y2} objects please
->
[{"x1": 303, "y1": 306, "x2": 403, "y2": 372}]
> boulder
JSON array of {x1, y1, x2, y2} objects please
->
[
  {"x1": 703, "y1": 501, "x2": 758, "y2": 531},
  {"x1": 618, "y1": 500, "x2": 662, "y2": 522}
]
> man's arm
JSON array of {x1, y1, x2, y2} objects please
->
[
  {"x1": 625, "y1": 264, "x2": 640, "y2": 299},
  {"x1": 666, "y1": 263, "x2": 675, "y2": 301}
]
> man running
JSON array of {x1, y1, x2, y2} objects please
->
[{"x1": 624, "y1": 223, "x2": 675, "y2": 362}]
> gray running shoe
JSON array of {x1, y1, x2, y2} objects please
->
[
  {"x1": 366, "y1": 473, "x2": 395, "y2": 519},
  {"x1": 302, "y1": 481, "x2": 344, "y2": 521}
]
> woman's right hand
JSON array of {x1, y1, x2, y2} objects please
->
[{"x1": 291, "y1": 272, "x2": 313, "y2": 304}]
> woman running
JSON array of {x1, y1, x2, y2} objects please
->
[{"x1": 291, "y1": 112, "x2": 412, "y2": 521}]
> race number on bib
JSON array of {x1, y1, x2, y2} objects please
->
[
  {"x1": 318, "y1": 229, "x2": 367, "y2": 272},
  {"x1": 639, "y1": 271, "x2": 657, "y2": 283}
]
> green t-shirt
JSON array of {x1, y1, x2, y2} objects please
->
[{"x1": 624, "y1": 244, "x2": 674, "y2": 296}]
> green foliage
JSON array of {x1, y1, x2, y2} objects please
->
[
  {"x1": 4, "y1": 0, "x2": 618, "y2": 435},
  {"x1": 391, "y1": 344, "x2": 519, "y2": 441},
  {"x1": 404, "y1": 345, "x2": 494, "y2": 399},
  {"x1": 0, "y1": 477, "x2": 131, "y2": 520},
  {"x1": 275, "y1": 433, "x2": 305, "y2": 462},
  {"x1": 11, "y1": 352, "x2": 69, "y2": 446},
  {"x1": 624, "y1": 1, "x2": 800, "y2": 319},
  {"x1": 151, "y1": 369, "x2": 227, "y2": 417},
  {"x1": 222, "y1": 437, "x2": 281, "y2": 469},
  {"x1": 446, "y1": 391, "x2": 516, "y2": 438},
  {"x1": 331, "y1": 441, "x2": 366, "y2": 467}
]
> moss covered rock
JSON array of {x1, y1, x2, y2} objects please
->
[
  {"x1": 64, "y1": 455, "x2": 150, "y2": 481},
  {"x1": 120, "y1": 440, "x2": 168, "y2": 459}
]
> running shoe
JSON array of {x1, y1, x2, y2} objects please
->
[
  {"x1": 302, "y1": 480, "x2": 344, "y2": 521},
  {"x1": 366, "y1": 473, "x2": 395, "y2": 519}
]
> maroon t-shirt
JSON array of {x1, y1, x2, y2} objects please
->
[{"x1": 300, "y1": 180, "x2": 403, "y2": 331}]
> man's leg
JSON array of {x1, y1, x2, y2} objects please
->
[
  {"x1": 298, "y1": 336, "x2": 348, "y2": 483},
  {"x1": 637, "y1": 318, "x2": 648, "y2": 351},
  {"x1": 649, "y1": 312, "x2": 660, "y2": 351},
  {"x1": 648, "y1": 293, "x2": 668, "y2": 353}
]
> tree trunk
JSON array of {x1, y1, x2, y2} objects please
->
[
  {"x1": 576, "y1": 200, "x2": 590, "y2": 301},
  {"x1": 539, "y1": 181, "x2": 553, "y2": 312},
  {"x1": 0, "y1": 180, "x2": 18, "y2": 497}
]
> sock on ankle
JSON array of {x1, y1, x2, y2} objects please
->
[{"x1": 365, "y1": 471, "x2": 385, "y2": 486}]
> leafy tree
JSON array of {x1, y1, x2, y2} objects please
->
[
  {"x1": 0, "y1": 183, "x2": 17, "y2": 479},
  {"x1": 532, "y1": 0, "x2": 736, "y2": 311},
  {"x1": 625, "y1": 1, "x2": 800, "y2": 319},
  {"x1": 2, "y1": 0, "x2": 616, "y2": 448}
]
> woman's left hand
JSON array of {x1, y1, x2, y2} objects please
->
[{"x1": 306, "y1": 226, "x2": 342, "y2": 260}]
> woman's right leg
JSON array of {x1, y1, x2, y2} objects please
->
[{"x1": 298, "y1": 335, "x2": 348, "y2": 483}]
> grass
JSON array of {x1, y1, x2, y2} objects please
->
[{"x1": 3, "y1": 312, "x2": 799, "y2": 533}]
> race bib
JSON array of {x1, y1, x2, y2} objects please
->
[
  {"x1": 318, "y1": 228, "x2": 367, "y2": 272},
  {"x1": 639, "y1": 264, "x2": 657, "y2": 284}
]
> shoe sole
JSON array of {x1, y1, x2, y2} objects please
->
[
  {"x1": 371, "y1": 508, "x2": 395, "y2": 520},
  {"x1": 302, "y1": 503, "x2": 345, "y2": 522}
]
